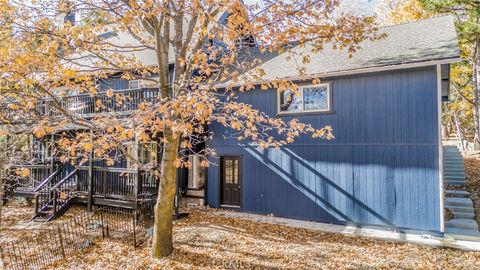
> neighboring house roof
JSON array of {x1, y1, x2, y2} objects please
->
[{"x1": 228, "y1": 15, "x2": 461, "y2": 84}]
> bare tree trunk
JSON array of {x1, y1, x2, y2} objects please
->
[
  {"x1": 151, "y1": 128, "x2": 180, "y2": 258},
  {"x1": 474, "y1": 59, "x2": 480, "y2": 150}
]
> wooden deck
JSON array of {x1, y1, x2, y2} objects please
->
[{"x1": 9, "y1": 163, "x2": 158, "y2": 221}]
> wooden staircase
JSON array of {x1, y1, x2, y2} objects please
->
[{"x1": 30, "y1": 167, "x2": 78, "y2": 222}]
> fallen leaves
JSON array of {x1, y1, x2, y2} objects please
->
[
  {"x1": 3, "y1": 202, "x2": 480, "y2": 269},
  {"x1": 465, "y1": 157, "x2": 480, "y2": 229},
  {"x1": 49, "y1": 209, "x2": 480, "y2": 269}
]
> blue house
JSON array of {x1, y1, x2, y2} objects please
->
[
  {"x1": 206, "y1": 15, "x2": 460, "y2": 234},
  {"x1": 7, "y1": 14, "x2": 460, "y2": 236}
]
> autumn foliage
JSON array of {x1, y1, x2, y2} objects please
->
[{"x1": 0, "y1": 0, "x2": 380, "y2": 257}]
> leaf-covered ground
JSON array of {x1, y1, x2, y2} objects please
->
[
  {"x1": 465, "y1": 157, "x2": 480, "y2": 228},
  {"x1": 3, "y1": 198, "x2": 480, "y2": 269},
  {"x1": 41, "y1": 209, "x2": 480, "y2": 269},
  {"x1": 0, "y1": 200, "x2": 89, "y2": 244}
]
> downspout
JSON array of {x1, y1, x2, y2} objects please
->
[{"x1": 437, "y1": 64, "x2": 445, "y2": 233}]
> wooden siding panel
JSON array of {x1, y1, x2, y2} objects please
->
[{"x1": 208, "y1": 66, "x2": 440, "y2": 232}]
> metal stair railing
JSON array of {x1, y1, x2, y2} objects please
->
[
  {"x1": 30, "y1": 166, "x2": 63, "y2": 222},
  {"x1": 50, "y1": 169, "x2": 78, "y2": 220}
]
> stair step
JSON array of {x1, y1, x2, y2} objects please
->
[
  {"x1": 443, "y1": 174, "x2": 465, "y2": 179},
  {"x1": 444, "y1": 164, "x2": 465, "y2": 168},
  {"x1": 443, "y1": 153, "x2": 463, "y2": 157},
  {"x1": 444, "y1": 162, "x2": 465, "y2": 166},
  {"x1": 445, "y1": 189, "x2": 470, "y2": 198},
  {"x1": 444, "y1": 168, "x2": 465, "y2": 171},
  {"x1": 444, "y1": 170, "x2": 466, "y2": 174},
  {"x1": 444, "y1": 170, "x2": 465, "y2": 174},
  {"x1": 445, "y1": 190, "x2": 470, "y2": 197},
  {"x1": 446, "y1": 219, "x2": 479, "y2": 230},
  {"x1": 446, "y1": 205, "x2": 475, "y2": 214},
  {"x1": 445, "y1": 181, "x2": 466, "y2": 186},
  {"x1": 444, "y1": 176, "x2": 466, "y2": 180},
  {"x1": 444, "y1": 154, "x2": 462, "y2": 158},
  {"x1": 444, "y1": 178, "x2": 466, "y2": 182},
  {"x1": 445, "y1": 197, "x2": 473, "y2": 207},
  {"x1": 443, "y1": 166, "x2": 465, "y2": 172},
  {"x1": 453, "y1": 212, "x2": 476, "y2": 219},
  {"x1": 445, "y1": 227, "x2": 480, "y2": 241},
  {"x1": 444, "y1": 167, "x2": 465, "y2": 171}
]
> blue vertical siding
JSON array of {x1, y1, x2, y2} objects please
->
[{"x1": 207, "y1": 66, "x2": 441, "y2": 233}]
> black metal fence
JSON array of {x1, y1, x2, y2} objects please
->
[{"x1": 0, "y1": 201, "x2": 155, "y2": 270}]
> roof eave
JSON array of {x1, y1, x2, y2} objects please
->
[{"x1": 214, "y1": 56, "x2": 462, "y2": 89}]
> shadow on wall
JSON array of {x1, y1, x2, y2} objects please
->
[{"x1": 243, "y1": 143, "x2": 439, "y2": 232}]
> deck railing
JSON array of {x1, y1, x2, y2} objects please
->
[
  {"x1": 76, "y1": 166, "x2": 158, "y2": 201},
  {"x1": 9, "y1": 164, "x2": 52, "y2": 189},
  {"x1": 36, "y1": 88, "x2": 159, "y2": 117}
]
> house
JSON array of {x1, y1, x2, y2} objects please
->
[
  {"x1": 6, "y1": 14, "x2": 460, "y2": 237},
  {"x1": 206, "y1": 15, "x2": 460, "y2": 234}
]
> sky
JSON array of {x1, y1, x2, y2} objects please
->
[{"x1": 243, "y1": 0, "x2": 383, "y2": 15}]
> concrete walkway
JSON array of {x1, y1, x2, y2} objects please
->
[{"x1": 444, "y1": 145, "x2": 480, "y2": 242}]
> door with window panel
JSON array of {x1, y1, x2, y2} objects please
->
[{"x1": 220, "y1": 156, "x2": 241, "y2": 207}]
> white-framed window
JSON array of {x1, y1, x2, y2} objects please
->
[
  {"x1": 128, "y1": 80, "x2": 141, "y2": 89},
  {"x1": 278, "y1": 82, "x2": 332, "y2": 114}
]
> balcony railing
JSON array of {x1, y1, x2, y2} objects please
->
[{"x1": 36, "y1": 88, "x2": 159, "y2": 117}]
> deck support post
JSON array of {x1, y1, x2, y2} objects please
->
[
  {"x1": 134, "y1": 168, "x2": 139, "y2": 221},
  {"x1": 87, "y1": 148, "x2": 94, "y2": 211},
  {"x1": 50, "y1": 133, "x2": 55, "y2": 174},
  {"x1": 133, "y1": 137, "x2": 140, "y2": 227}
]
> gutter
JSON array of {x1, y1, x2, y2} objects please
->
[{"x1": 213, "y1": 57, "x2": 462, "y2": 89}]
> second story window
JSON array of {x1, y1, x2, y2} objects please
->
[
  {"x1": 128, "y1": 80, "x2": 140, "y2": 89},
  {"x1": 278, "y1": 82, "x2": 332, "y2": 114}
]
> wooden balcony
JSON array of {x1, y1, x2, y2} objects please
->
[
  {"x1": 75, "y1": 166, "x2": 158, "y2": 201},
  {"x1": 36, "y1": 88, "x2": 159, "y2": 117},
  {"x1": 10, "y1": 163, "x2": 158, "y2": 208}
]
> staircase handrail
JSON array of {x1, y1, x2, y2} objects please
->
[
  {"x1": 33, "y1": 167, "x2": 62, "y2": 193},
  {"x1": 52, "y1": 169, "x2": 79, "y2": 217},
  {"x1": 51, "y1": 169, "x2": 78, "y2": 191}
]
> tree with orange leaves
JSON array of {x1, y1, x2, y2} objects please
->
[{"x1": 0, "y1": 0, "x2": 380, "y2": 257}]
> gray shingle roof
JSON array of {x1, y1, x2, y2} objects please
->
[
  {"x1": 234, "y1": 15, "x2": 460, "y2": 83},
  {"x1": 70, "y1": 15, "x2": 460, "y2": 81}
]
